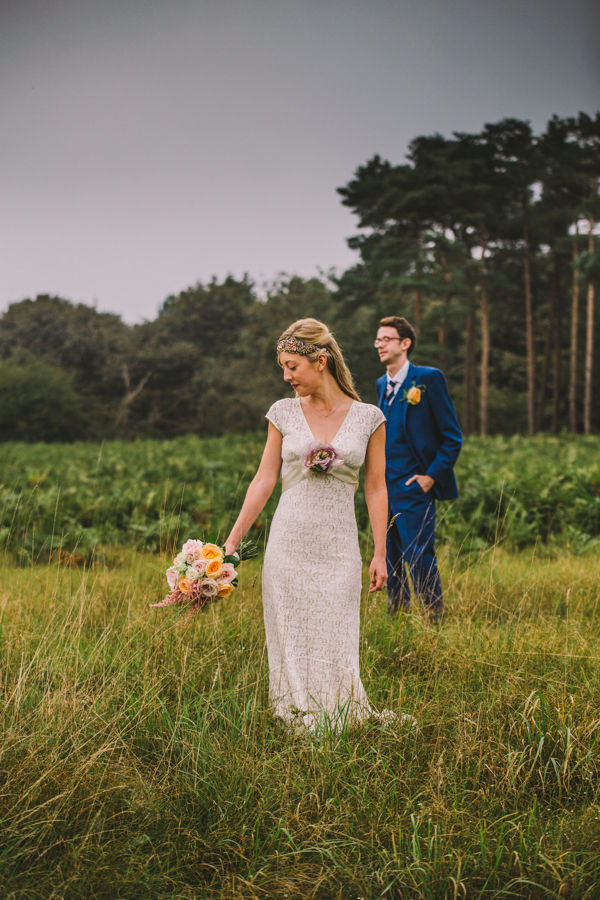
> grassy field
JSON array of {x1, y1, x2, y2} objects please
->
[
  {"x1": 1, "y1": 541, "x2": 600, "y2": 899},
  {"x1": 1, "y1": 434, "x2": 600, "y2": 898}
]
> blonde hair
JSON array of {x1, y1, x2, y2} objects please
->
[{"x1": 277, "y1": 318, "x2": 361, "y2": 401}]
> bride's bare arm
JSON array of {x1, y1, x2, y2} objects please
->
[
  {"x1": 364, "y1": 422, "x2": 388, "y2": 592},
  {"x1": 224, "y1": 423, "x2": 283, "y2": 555}
]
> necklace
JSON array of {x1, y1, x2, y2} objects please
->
[{"x1": 308, "y1": 396, "x2": 344, "y2": 419}]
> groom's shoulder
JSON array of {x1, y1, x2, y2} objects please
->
[{"x1": 411, "y1": 364, "x2": 444, "y2": 381}]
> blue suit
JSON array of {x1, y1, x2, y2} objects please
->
[{"x1": 376, "y1": 363, "x2": 462, "y2": 616}]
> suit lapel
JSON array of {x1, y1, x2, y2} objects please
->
[
  {"x1": 376, "y1": 376, "x2": 386, "y2": 411},
  {"x1": 399, "y1": 362, "x2": 416, "y2": 427},
  {"x1": 401, "y1": 363, "x2": 420, "y2": 459}
]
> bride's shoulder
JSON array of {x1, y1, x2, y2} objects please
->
[
  {"x1": 355, "y1": 401, "x2": 386, "y2": 432},
  {"x1": 356, "y1": 401, "x2": 384, "y2": 416},
  {"x1": 265, "y1": 397, "x2": 297, "y2": 430},
  {"x1": 268, "y1": 397, "x2": 297, "y2": 414}
]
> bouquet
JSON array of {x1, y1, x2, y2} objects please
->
[{"x1": 151, "y1": 535, "x2": 257, "y2": 621}]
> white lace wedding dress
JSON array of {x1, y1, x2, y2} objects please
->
[{"x1": 262, "y1": 398, "x2": 386, "y2": 731}]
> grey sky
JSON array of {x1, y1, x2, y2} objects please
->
[{"x1": 1, "y1": 0, "x2": 598, "y2": 323}]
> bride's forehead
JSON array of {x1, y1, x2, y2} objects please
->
[{"x1": 279, "y1": 352, "x2": 306, "y2": 365}]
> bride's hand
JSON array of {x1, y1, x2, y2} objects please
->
[
  {"x1": 369, "y1": 554, "x2": 387, "y2": 593},
  {"x1": 224, "y1": 538, "x2": 238, "y2": 557}
]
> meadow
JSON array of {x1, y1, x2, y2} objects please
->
[{"x1": 1, "y1": 434, "x2": 600, "y2": 899}]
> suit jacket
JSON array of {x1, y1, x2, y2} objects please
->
[{"x1": 376, "y1": 363, "x2": 462, "y2": 502}]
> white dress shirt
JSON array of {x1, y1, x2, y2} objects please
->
[{"x1": 386, "y1": 358, "x2": 410, "y2": 405}]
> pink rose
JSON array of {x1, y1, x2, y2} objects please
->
[
  {"x1": 302, "y1": 440, "x2": 344, "y2": 475},
  {"x1": 182, "y1": 538, "x2": 204, "y2": 564},
  {"x1": 192, "y1": 558, "x2": 208, "y2": 575},
  {"x1": 166, "y1": 566, "x2": 179, "y2": 590},
  {"x1": 216, "y1": 563, "x2": 237, "y2": 584}
]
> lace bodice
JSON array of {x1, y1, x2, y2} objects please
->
[{"x1": 266, "y1": 398, "x2": 385, "y2": 491}]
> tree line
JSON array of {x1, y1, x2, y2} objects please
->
[
  {"x1": 0, "y1": 111, "x2": 598, "y2": 442},
  {"x1": 337, "y1": 111, "x2": 600, "y2": 436}
]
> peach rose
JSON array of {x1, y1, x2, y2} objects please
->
[
  {"x1": 200, "y1": 543, "x2": 224, "y2": 561},
  {"x1": 205, "y1": 558, "x2": 223, "y2": 578},
  {"x1": 178, "y1": 576, "x2": 192, "y2": 593},
  {"x1": 406, "y1": 386, "x2": 421, "y2": 405},
  {"x1": 216, "y1": 563, "x2": 237, "y2": 584},
  {"x1": 217, "y1": 583, "x2": 234, "y2": 598}
]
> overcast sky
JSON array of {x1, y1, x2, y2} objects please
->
[{"x1": 1, "y1": 0, "x2": 598, "y2": 323}]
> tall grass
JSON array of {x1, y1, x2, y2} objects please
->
[{"x1": 1, "y1": 543, "x2": 600, "y2": 898}]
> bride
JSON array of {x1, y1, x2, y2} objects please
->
[{"x1": 225, "y1": 318, "x2": 388, "y2": 731}]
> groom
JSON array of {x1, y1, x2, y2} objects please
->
[{"x1": 375, "y1": 316, "x2": 462, "y2": 619}]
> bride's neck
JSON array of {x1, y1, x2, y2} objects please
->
[{"x1": 306, "y1": 376, "x2": 348, "y2": 409}]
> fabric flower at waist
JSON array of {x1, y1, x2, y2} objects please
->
[{"x1": 302, "y1": 440, "x2": 344, "y2": 475}]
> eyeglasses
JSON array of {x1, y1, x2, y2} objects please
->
[{"x1": 373, "y1": 337, "x2": 400, "y2": 347}]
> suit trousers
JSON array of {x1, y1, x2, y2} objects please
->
[{"x1": 386, "y1": 485, "x2": 443, "y2": 617}]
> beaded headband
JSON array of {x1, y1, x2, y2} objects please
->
[{"x1": 276, "y1": 337, "x2": 327, "y2": 356}]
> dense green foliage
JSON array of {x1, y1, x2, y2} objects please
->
[
  {"x1": 0, "y1": 278, "x2": 335, "y2": 442},
  {"x1": 1, "y1": 113, "x2": 598, "y2": 441},
  {"x1": 2, "y1": 434, "x2": 599, "y2": 562},
  {"x1": 0, "y1": 358, "x2": 88, "y2": 442},
  {"x1": 1, "y1": 547, "x2": 599, "y2": 897}
]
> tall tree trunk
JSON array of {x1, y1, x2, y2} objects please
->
[
  {"x1": 463, "y1": 293, "x2": 477, "y2": 435},
  {"x1": 551, "y1": 257, "x2": 561, "y2": 436},
  {"x1": 438, "y1": 258, "x2": 452, "y2": 370},
  {"x1": 479, "y1": 280, "x2": 490, "y2": 436},
  {"x1": 523, "y1": 226, "x2": 536, "y2": 435},
  {"x1": 569, "y1": 237, "x2": 580, "y2": 432},
  {"x1": 537, "y1": 253, "x2": 559, "y2": 432},
  {"x1": 438, "y1": 293, "x2": 449, "y2": 348},
  {"x1": 584, "y1": 213, "x2": 595, "y2": 435},
  {"x1": 414, "y1": 289, "x2": 423, "y2": 333},
  {"x1": 438, "y1": 290, "x2": 451, "y2": 366}
]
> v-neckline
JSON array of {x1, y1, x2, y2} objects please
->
[{"x1": 298, "y1": 398, "x2": 355, "y2": 445}]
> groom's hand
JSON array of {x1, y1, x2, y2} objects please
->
[{"x1": 405, "y1": 474, "x2": 435, "y2": 493}]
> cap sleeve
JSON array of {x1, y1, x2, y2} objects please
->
[
  {"x1": 266, "y1": 401, "x2": 283, "y2": 434},
  {"x1": 368, "y1": 405, "x2": 386, "y2": 437}
]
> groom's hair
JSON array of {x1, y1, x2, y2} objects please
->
[{"x1": 379, "y1": 317, "x2": 416, "y2": 356}]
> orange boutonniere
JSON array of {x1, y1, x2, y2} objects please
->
[{"x1": 402, "y1": 380, "x2": 426, "y2": 405}]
